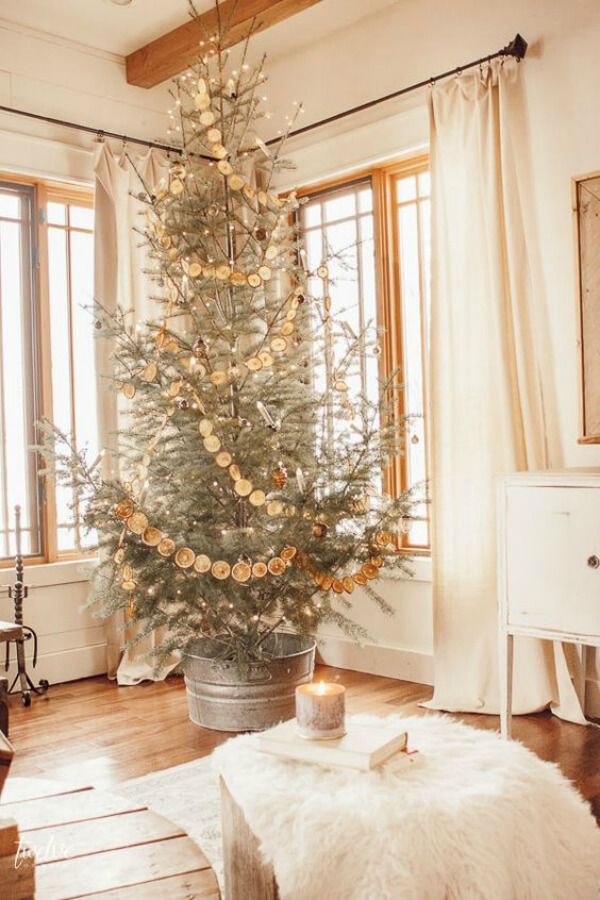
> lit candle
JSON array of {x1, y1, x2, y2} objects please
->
[{"x1": 295, "y1": 681, "x2": 346, "y2": 740}]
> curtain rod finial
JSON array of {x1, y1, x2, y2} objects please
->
[{"x1": 504, "y1": 33, "x2": 528, "y2": 60}]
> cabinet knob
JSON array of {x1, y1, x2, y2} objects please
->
[{"x1": 587, "y1": 555, "x2": 600, "y2": 569}]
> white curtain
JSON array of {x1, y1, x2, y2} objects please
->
[
  {"x1": 94, "y1": 142, "x2": 178, "y2": 685},
  {"x1": 423, "y1": 60, "x2": 586, "y2": 723}
]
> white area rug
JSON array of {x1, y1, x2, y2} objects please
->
[
  {"x1": 119, "y1": 755, "x2": 223, "y2": 887},
  {"x1": 120, "y1": 714, "x2": 600, "y2": 900}
]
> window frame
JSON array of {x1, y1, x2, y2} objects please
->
[
  {"x1": 0, "y1": 172, "x2": 95, "y2": 568},
  {"x1": 298, "y1": 153, "x2": 431, "y2": 555}
]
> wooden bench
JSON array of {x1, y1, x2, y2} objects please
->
[
  {"x1": 1, "y1": 778, "x2": 220, "y2": 898},
  {"x1": 0, "y1": 621, "x2": 23, "y2": 737}
]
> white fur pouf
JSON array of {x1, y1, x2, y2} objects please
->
[{"x1": 213, "y1": 713, "x2": 600, "y2": 900}]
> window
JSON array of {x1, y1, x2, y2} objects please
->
[
  {"x1": 0, "y1": 176, "x2": 96, "y2": 564},
  {"x1": 0, "y1": 182, "x2": 41, "y2": 558},
  {"x1": 299, "y1": 156, "x2": 431, "y2": 552}
]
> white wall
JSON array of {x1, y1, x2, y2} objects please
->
[
  {"x1": 0, "y1": 560, "x2": 104, "y2": 689},
  {"x1": 0, "y1": 18, "x2": 169, "y2": 183},
  {"x1": 3, "y1": 1, "x2": 600, "y2": 691}
]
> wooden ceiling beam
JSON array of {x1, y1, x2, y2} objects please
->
[{"x1": 126, "y1": 0, "x2": 323, "y2": 89}]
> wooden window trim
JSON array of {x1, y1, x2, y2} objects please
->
[
  {"x1": 0, "y1": 173, "x2": 96, "y2": 568},
  {"x1": 298, "y1": 154, "x2": 431, "y2": 555}
]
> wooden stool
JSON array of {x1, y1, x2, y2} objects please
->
[
  {"x1": 221, "y1": 777, "x2": 278, "y2": 900},
  {"x1": 0, "y1": 623, "x2": 23, "y2": 737}
]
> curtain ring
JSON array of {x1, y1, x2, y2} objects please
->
[{"x1": 96, "y1": 130, "x2": 105, "y2": 144}]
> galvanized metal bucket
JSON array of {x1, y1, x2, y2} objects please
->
[{"x1": 182, "y1": 632, "x2": 316, "y2": 732}]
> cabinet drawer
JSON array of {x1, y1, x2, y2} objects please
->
[{"x1": 505, "y1": 486, "x2": 600, "y2": 636}]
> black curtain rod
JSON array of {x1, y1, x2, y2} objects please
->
[
  {"x1": 0, "y1": 33, "x2": 526, "y2": 156},
  {"x1": 265, "y1": 33, "x2": 527, "y2": 146},
  {"x1": 0, "y1": 102, "x2": 180, "y2": 154}
]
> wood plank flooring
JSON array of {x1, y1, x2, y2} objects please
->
[
  {"x1": 1, "y1": 780, "x2": 218, "y2": 899},
  {"x1": 4, "y1": 666, "x2": 600, "y2": 811}
]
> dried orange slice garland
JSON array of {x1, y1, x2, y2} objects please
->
[{"x1": 113, "y1": 498, "x2": 393, "y2": 591}]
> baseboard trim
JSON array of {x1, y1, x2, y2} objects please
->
[
  {"x1": 4, "y1": 643, "x2": 107, "y2": 688},
  {"x1": 585, "y1": 679, "x2": 600, "y2": 719},
  {"x1": 316, "y1": 634, "x2": 433, "y2": 685}
]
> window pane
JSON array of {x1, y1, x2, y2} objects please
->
[
  {"x1": 325, "y1": 220, "x2": 360, "y2": 328},
  {"x1": 48, "y1": 204, "x2": 97, "y2": 553},
  {"x1": 418, "y1": 171, "x2": 431, "y2": 197},
  {"x1": 395, "y1": 172, "x2": 430, "y2": 548},
  {"x1": 48, "y1": 228, "x2": 72, "y2": 437},
  {"x1": 398, "y1": 204, "x2": 423, "y2": 416},
  {"x1": 70, "y1": 229, "x2": 98, "y2": 549},
  {"x1": 303, "y1": 202, "x2": 321, "y2": 229},
  {"x1": 70, "y1": 205, "x2": 94, "y2": 230},
  {"x1": 358, "y1": 188, "x2": 373, "y2": 213},
  {"x1": 0, "y1": 185, "x2": 41, "y2": 558},
  {"x1": 359, "y1": 216, "x2": 380, "y2": 410},
  {"x1": 48, "y1": 226, "x2": 76, "y2": 544},
  {"x1": 0, "y1": 193, "x2": 21, "y2": 219},
  {"x1": 324, "y1": 191, "x2": 355, "y2": 222},
  {"x1": 301, "y1": 182, "x2": 377, "y2": 471},
  {"x1": 47, "y1": 201, "x2": 67, "y2": 225},
  {"x1": 396, "y1": 175, "x2": 416, "y2": 202}
]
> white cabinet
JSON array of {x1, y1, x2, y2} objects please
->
[{"x1": 498, "y1": 470, "x2": 600, "y2": 737}]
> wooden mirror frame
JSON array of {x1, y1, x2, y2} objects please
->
[{"x1": 573, "y1": 170, "x2": 600, "y2": 443}]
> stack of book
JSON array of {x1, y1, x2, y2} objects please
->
[{"x1": 257, "y1": 719, "x2": 419, "y2": 772}]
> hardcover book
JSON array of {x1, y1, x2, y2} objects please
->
[{"x1": 256, "y1": 719, "x2": 412, "y2": 771}]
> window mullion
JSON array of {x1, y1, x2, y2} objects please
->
[{"x1": 65, "y1": 220, "x2": 81, "y2": 552}]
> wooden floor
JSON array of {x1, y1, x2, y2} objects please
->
[
  {"x1": 1, "y1": 780, "x2": 219, "y2": 898},
  {"x1": 4, "y1": 666, "x2": 600, "y2": 823}
]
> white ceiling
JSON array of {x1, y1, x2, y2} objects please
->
[{"x1": 0, "y1": 0, "x2": 399, "y2": 59}]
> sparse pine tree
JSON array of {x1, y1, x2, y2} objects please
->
[{"x1": 39, "y1": 15, "x2": 415, "y2": 670}]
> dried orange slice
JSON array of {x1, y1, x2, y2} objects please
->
[
  {"x1": 362, "y1": 562, "x2": 379, "y2": 580},
  {"x1": 211, "y1": 560, "x2": 231, "y2": 580},
  {"x1": 115, "y1": 499, "x2": 134, "y2": 519},
  {"x1": 157, "y1": 537, "x2": 176, "y2": 557},
  {"x1": 267, "y1": 557, "x2": 286, "y2": 576},
  {"x1": 142, "y1": 527, "x2": 162, "y2": 546},
  {"x1": 194, "y1": 554, "x2": 211, "y2": 574},
  {"x1": 175, "y1": 548, "x2": 196, "y2": 569},
  {"x1": 232, "y1": 562, "x2": 251, "y2": 583},
  {"x1": 127, "y1": 512, "x2": 148, "y2": 535}
]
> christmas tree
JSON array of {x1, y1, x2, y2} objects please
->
[{"x1": 41, "y1": 13, "x2": 414, "y2": 669}]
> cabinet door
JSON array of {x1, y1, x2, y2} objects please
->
[{"x1": 505, "y1": 485, "x2": 600, "y2": 636}]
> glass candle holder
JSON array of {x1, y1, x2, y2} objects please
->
[{"x1": 295, "y1": 681, "x2": 346, "y2": 739}]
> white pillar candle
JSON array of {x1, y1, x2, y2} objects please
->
[{"x1": 295, "y1": 681, "x2": 346, "y2": 740}]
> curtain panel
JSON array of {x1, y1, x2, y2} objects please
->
[
  {"x1": 93, "y1": 142, "x2": 178, "y2": 685},
  {"x1": 424, "y1": 60, "x2": 586, "y2": 723}
]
